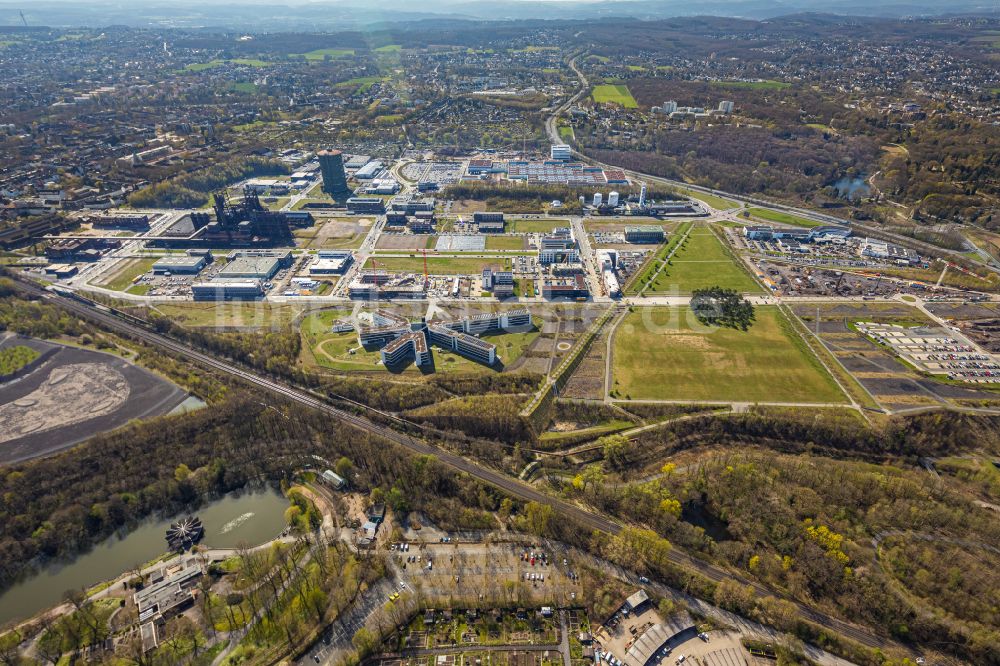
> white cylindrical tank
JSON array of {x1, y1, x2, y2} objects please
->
[
  {"x1": 608, "y1": 191, "x2": 619, "y2": 207},
  {"x1": 639, "y1": 184, "x2": 647, "y2": 207},
  {"x1": 579, "y1": 195, "x2": 586, "y2": 207},
  {"x1": 593, "y1": 192, "x2": 603, "y2": 207}
]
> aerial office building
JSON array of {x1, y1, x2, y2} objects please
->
[
  {"x1": 474, "y1": 211, "x2": 505, "y2": 233},
  {"x1": 381, "y1": 331, "x2": 432, "y2": 367},
  {"x1": 625, "y1": 225, "x2": 665, "y2": 244},
  {"x1": 346, "y1": 197, "x2": 386, "y2": 214},
  {"x1": 357, "y1": 309, "x2": 532, "y2": 367},
  {"x1": 318, "y1": 149, "x2": 353, "y2": 200},
  {"x1": 309, "y1": 250, "x2": 353, "y2": 275},
  {"x1": 551, "y1": 144, "x2": 572, "y2": 161}
]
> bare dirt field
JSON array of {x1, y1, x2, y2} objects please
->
[
  {"x1": 377, "y1": 234, "x2": 434, "y2": 250},
  {"x1": 297, "y1": 219, "x2": 372, "y2": 249},
  {"x1": 0, "y1": 338, "x2": 188, "y2": 464}
]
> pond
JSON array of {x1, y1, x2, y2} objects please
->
[{"x1": 0, "y1": 486, "x2": 288, "y2": 627}]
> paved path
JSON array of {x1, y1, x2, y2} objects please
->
[{"x1": 558, "y1": 610, "x2": 571, "y2": 666}]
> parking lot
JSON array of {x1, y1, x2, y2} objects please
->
[{"x1": 857, "y1": 322, "x2": 1000, "y2": 382}]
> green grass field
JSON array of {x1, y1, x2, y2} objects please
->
[
  {"x1": 298, "y1": 48, "x2": 356, "y2": 60},
  {"x1": 746, "y1": 207, "x2": 821, "y2": 228},
  {"x1": 374, "y1": 44, "x2": 402, "y2": 52},
  {"x1": 646, "y1": 228, "x2": 762, "y2": 294},
  {"x1": 0, "y1": 345, "x2": 40, "y2": 375},
  {"x1": 558, "y1": 125, "x2": 575, "y2": 141},
  {"x1": 591, "y1": 84, "x2": 638, "y2": 108},
  {"x1": 185, "y1": 58, "x2": 269, "y2": 71},
  {"x1": 626, "y1": 221, "x2": 691, "y2": 295},
  {"x1": 612, "y1": 307, "x2": 845, "y2": 403},
  {"x1": 228, "y1": 82, "x2": 258, "y2": 94},
  {"x1": 683, "y1": 189, "x2": 737, "y2": 210},
  {"x1": 98, "y1": 258, "x2": 158, "y2": 291},
  {"x1": 486, "y1": 236, "x2": 527, "y2": 251},
  {"x1": 337, "y1": 76, "x2": 385, "y2": 92},
  {"x1": 365, "y1": 256, "x2": 512, "y2": 275},
  {"x1": 506, "y1": 219, "x2": 569, "y2": 233}
]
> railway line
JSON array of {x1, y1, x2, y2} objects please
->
[{"x1": 18, "y1": 278, "x2": 892, "y2": 655}]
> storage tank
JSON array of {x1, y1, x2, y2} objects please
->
[
  {"x1": 593, "y1": 192, "x2": 603, "y2": 207},
  {"x1": 608, "y1": 191, "x2": 620, "y2": 207}
]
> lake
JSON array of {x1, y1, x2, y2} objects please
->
[{"x1": 0, "y1": 486, "x2": 288, "y2": 627}]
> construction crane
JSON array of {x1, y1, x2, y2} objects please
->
[{"x1": 19, "y1": 9, "x2": 27, "y2": 26}]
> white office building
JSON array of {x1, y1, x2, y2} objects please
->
[{"x1": 550, "y1": 144, "x2": 572, "y2": 161}]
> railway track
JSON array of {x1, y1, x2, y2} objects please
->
[{"x1": 21, "y1": 279, "x2": 891, "y2": 654}]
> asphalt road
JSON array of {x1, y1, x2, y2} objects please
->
[{"x1": 19, "y1": 279, "x2": 891, "y2": 654}]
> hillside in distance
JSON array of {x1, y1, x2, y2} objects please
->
[{"x1": 1, "y1": 0, "x2": 997, "y2": 29}]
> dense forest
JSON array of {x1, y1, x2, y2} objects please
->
[
  {"x1": 559, "y1": 408, "x2": 1000, "y2": 665},
  {"x1": 0, "y1": 394, "x2": 508, "y2": 595},
  {"x1": 578, "y1": 77, "x2": 998, "y2": 227}
]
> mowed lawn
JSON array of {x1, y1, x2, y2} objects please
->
[
  {"x1": 746, "y1": 207, "x2": 821, "y2": 228},
  {"x1": 97, "y1": 257, "x2": 157, "y2": 291},
  {"x1": 592, "y1": 84, "x2": 638, "y2": 108},
  {"x1": 647, "y1": 228, "x2": 762, "y2": 294},
  {"x1": 684, "y1": 189, "x2": 737, "y2": 211},
  {"x1": 507, "y1": 219, "x2": 569, "y2": 233},
  {"x1": 612, "y1": 307, "x2": 845, "y2": 403}
]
